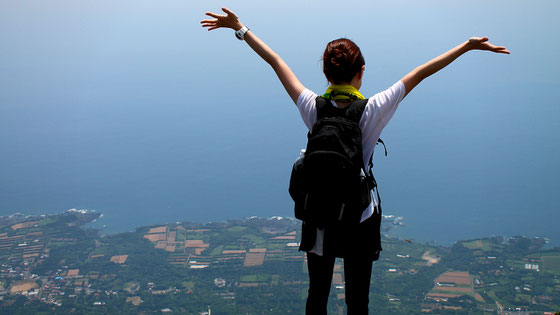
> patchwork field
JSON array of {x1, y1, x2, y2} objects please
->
[
  {"x1": 430, "y1": 271, "x2": 473, "y2": 296},
  {"x1": 1, "y1": 212, "x2": 558, "y2": 314},
  {"x1": 437, "y1": 271, "x2": 471, "y2": 285},
  {"x1": 463, "y1": 240, "x2": 492, "y2": 251},
  {"x1": 10, "y1": 280, "x2": 38, "y2": 294},
  {"x1": 542, "y1": 255, "x2": 560, "y2": 273}
]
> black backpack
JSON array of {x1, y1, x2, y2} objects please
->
[{"x1": 289, "y1": 96, "x2": 385, "y2": 228}]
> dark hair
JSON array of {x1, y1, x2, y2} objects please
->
[{"x1": 322, "y1": 38, "x2": 365, "y2": 84}]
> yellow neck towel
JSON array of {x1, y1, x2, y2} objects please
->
[{"x1": 322, "y1": 85, "x2": 365, "y2": 101}]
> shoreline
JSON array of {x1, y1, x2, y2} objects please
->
[{"x1": 2, "y1": 208, "x2": 554, "y2": 249}]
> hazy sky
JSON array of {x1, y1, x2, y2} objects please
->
[{"x1": 1, "y1": 1, "x2": 559, "y2": 244}]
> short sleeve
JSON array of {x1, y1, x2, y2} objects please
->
[
  {"x1": 296, "y1": 89, "x2": 318, "y2": 130},
  {"x1": 359, "y1": 80, "x2": 405, "y2": 168},
  {"x1": 369, "y1": 80, "x2": 405, "y2": 126}
]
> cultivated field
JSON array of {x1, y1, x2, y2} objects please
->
[
  {"x1": 430, "y1": 271, "x2": 473, "y2": 296},
  {"x1": 434, "y1": 286, "x2": 473, "y2": 293},
  {"x1": 436, "y1": 271, "x2": 471, "y2": 285},
  {"x1": 10, "y1": 280, "x2": 38, "y2": 293},
  {"x1": 542, "y1": 254, "x2": 560, "y2": 273}
]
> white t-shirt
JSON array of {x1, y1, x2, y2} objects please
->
[{"x1": 296, "y1": 80, "x2": 406, "y2": 255}]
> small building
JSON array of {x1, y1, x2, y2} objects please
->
[{"x1": 214, "y1": 278, "x2": 226, "y2": 288}]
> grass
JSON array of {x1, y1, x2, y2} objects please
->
[
  {"x1": 209, "y1": 245, "x2": 224, "y2": 256},
  {"x1": 89, "y1": 247, "x2": 111, "y2": 256},
  {"x1": 462, "y1": 240, "x2": 493, "y2": 251},
  {"x1": 241, "y1": 233, "x2": 266, "y2": 246},
  {"x1": 182, "y1": 281, "x2": 195, "y2": 288},
  {"x1": 49, "y1": 241, "x2": 77, "y2": 247},
  {"x1": 241, "y1": 275, "x2": 257, "y2": 282},
  {"x1": 175, "y1": 229, "x2": 186, "y2": 242},
  {"x1": 265, "y1": 252, "x2": 283, "y2": 258},
  {"x1": 487, "y1": 290, "x2": 499, "y2": 303},
  {"x1": 241, "y1": 274, "x2": 270, "y2": 282},
  {"x1": 186, "y1": 232, "x2": 205, "y2": 240},
  {"x1": 227, "y1": 226, "x2": 247, "y2": 233},
  {"x1": 542, "y1": 255, "x2": 560, "y2": 273},
  {"x1": 266, "y1": 243, "x2": 285, "y2": 251},
  {"x1": 514, "y1": 294, "x2": 532, "y2": 303},
  {"x1": 223, "y1": 245, "x2": 244, "y2": 250},
  {"x1": 37, "y1": 217, "x2": 57, "y2": 226}
]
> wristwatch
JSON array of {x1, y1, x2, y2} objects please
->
[{"x1": 235, "y1": 26, "x2": 249, "y2": 40}]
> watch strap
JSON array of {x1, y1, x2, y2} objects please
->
[{"x1": 235, "y1": 26, "x2": 249, "y2": 40}]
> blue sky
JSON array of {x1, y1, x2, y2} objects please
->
[{"x1": 1, "y1": 0, "x2": 559, "y2": 244}]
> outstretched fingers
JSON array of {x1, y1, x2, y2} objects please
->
[
  {"x1": 468, "y1": 37, "x2": 510, "y2": 54},
  {"x1": 200, "y1": 20, "x2": 217, "y2": 30},
  {"x1": 205, "y1": 12, "x2": 225, "y2": 19},
  {"x1": 221, "y1": 7, "x2": 237, "y2": 17},
  {"x1": 485, "y1": 43, "x2": 510, "y2": 54},
  {"x1": 200, "y1": 13, "x2": 226, "y2": 30},
  {"x1": 493, "y1": 46, "x2": 510, "y2": 54},
  {"x1": 200, "y1": 7, "x2": 241, "y2": 31},
  {"x1": 202, "y1": 25, "x2": 219, "y2": 31}
]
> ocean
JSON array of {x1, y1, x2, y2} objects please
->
[{"x1": 1, "y1": 0, "x2": 559, "y2": 247}]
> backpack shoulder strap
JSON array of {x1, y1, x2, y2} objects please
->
[
  {"x1": 314, "y1": 96, "x2": 330, "y2": 120},
  {"x1": 345, "y1": 99, "x2": 368, "y2": 123}
]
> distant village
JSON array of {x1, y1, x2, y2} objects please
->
[{"x1": 0, "y1": 210, "x2": 558, "y2": 314}]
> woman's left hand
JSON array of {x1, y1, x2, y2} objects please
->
[
  {"x1": 467, "y1": 37, "x2": 510, "y2": 54},
  {"x1": 201, "y1": 7, "x2": 243, "y2": 31}
]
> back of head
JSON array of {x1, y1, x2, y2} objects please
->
[{"x1": 322, "y1": 38, "x2": 365, "y2": 85}]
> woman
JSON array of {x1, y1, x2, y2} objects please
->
[{"x1": 201, "y1": 7, "x2": 509, "y2": 314}]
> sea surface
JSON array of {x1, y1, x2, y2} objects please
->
[{"x1": 1, "y1": 0, "x2": 559, "y2": 247}]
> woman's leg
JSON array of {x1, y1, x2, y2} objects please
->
[
  {"x1": 306, "y1": 252, "x2": 336, "y2": 315},
  {"x1": 343, "y1": 256, "x2": 374, "y2": 314}
]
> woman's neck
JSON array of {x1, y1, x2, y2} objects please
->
[{"x1": 335, "y1": 100, "x2": 352, "y2": 108}]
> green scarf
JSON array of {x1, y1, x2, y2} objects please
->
[{"x1": 322, "y1": 85, "x2": 365, "y2": 101}]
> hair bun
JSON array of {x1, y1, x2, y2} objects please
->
[
  {"x1": 329, "y1": 57, "x2": 341, "y2": 68},
  {"x1": 322, "y1": 38, "x2": 364, "y2": 84},
  {"x1": 331, "y1": 49, "x2": 346, "y2": 62}
]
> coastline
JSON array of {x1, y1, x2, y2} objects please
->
[
  {"x1": 1, "y1": 208, "x2": 559, "y2": 313},
  {"x1": 2, "y1": 209, "x2": 554, "y2": 249}
]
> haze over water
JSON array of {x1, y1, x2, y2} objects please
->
[{"x1": 1, "y1": 0, "x2": 559, "y2": 246}]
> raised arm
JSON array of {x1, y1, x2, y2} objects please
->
[
  {"x1": 201, "y1": 8, "x2": 305, "y2": 104},
  {"x1": 401, "y1": 37, "x2": 510, "y2": 98}
]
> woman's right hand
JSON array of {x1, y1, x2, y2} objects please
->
[
  {"x1": 200, "y1": 7, "x2": 306, "y2": 104},
  {"x1": 201, "y1": 7, "x2": 244, "y2": 31}
]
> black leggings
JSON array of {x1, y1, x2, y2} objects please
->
[{"x1": 305, "y1": 252, "x2": 374, "y2": 315}]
